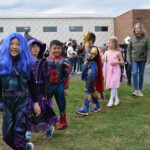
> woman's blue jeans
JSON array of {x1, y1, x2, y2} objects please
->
[{"x1": 131, "y1": 61, "x2": 146, "y2": 90}]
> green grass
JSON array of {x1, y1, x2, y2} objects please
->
[{"x1": 0, "y1": 78, "x2": 150, "y2": 150}]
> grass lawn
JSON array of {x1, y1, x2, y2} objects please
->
[{"x1": 0, "y1": 78, "x2": 150, "y2": 150}]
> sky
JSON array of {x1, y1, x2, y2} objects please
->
[{"x1": 0, "y1": 0, "x2": 150, "y2": 17}]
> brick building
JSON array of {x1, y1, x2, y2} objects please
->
[{"x1": 114, "y1": 9, "x2": 150, "y2": 44}]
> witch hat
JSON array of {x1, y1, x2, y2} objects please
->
[
  {"x1": 24, "y1": 29, "x2": 33, "y2": 41},
  {"x1": 24, "y1": 30, "x2": 47, "y2": 59}
]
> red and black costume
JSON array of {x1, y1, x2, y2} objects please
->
[{"x1": 48, "y1": 56, "x2": 71, "y2": 130}]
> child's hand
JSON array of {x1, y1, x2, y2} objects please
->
[
  {"x1": 64, "y1": 89, "x2": 68, "y2": 96},
  {"x1": 128, "y1": 61, "x2": 131, "y2": 65},
  {"x1": 111, "y1": 62, "x2": 117, "y2": 66},
  {"x1": 43, "y1": 97, "x2": 48, "y2": 100},
  {"x1": 34, "y1": 102, "x2": 41, "y2": 117}
]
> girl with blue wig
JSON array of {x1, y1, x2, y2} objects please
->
[{"x1": 0, "y1": 33, "x2": 41, "y2": 150}]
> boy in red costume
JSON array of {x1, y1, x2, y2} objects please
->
[{"x1": 48, "y1": 40, "x2": 71, "y2": 130}]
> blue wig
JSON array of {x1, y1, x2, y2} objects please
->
[{"x1": 0, "y1": 32, "x2": 35, "y2": 77}]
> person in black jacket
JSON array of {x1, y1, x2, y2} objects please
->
[
  {"x1": 120, "y1": 43, "x2": 132, "y2": 85},
  {"x1": 0, "y1": 33, "x2": 41, "y2": 150}
]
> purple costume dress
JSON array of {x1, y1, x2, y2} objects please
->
[
  {"x1": 24, "y1": 31, "x2": 59, "y2": 132},
  {"x1": 28, "y1": 58, "x2": 59, "y2": 132}
]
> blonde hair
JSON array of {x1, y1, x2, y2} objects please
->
[
  {"x1": 108, "y1": 36, "x2": 119, "y2": 51},
  {"x1": 132, "y1": 23, "x2": 146, "y2": 36}
]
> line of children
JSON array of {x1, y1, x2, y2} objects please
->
[
  {"x1": 102, "y1": 36, "x2": 124, "y2": 107},
  {"x1": 24, "y1": 31, "x2": 59, "y2": 141},
  {"x1": 0, "y1": 33, "x2": 41, "y2": 150},
  {"x1": 0, "y1": 33, "x2": 71, "y2": 149},
  {"x1": 0, "y1": 32, "x2": 124, "y2": 149}
]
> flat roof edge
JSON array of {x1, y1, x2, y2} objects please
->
[{"x1": 0, "y1": 14, "x2": 114, "y2": 19}]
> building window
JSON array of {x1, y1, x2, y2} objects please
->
[
  {"x1": 95, "y1": 26, "x2": 108, "y2": 32},
  {"x1": 43, "y1": 26, "x2": 57, "y2": 32},
  {"x1": 16, "y1": 27, "x2": 30, "y2": 32},
  {"x1": 0, "y1": 27, "x2": 3, "y2": 32},
  {"x1": 69, "y1": 26, "x2": 83, "y2": 32}
]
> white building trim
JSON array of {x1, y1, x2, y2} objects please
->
[{"x1": 0, "y1": 14, "x2": 114, "y2": 46}]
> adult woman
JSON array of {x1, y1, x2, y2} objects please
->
[{"x1": 127, "y1": 23, "x2": 150, "y2": 96}]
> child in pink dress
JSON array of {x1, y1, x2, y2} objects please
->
[{"x1": 102, "y1": 36, "x2": 124, "y2": 107}]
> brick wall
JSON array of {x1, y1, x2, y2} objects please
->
[
  {"x1": 132, "y1": 9, "x2": 150, "y2": 37},
  {"x1": 114, "y1": 9, "x2": 150, "y2": 44},
  {"x1": 114, "y1": 10, "x2": 133, "y2": 44}
]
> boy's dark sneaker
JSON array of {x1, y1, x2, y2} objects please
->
[
  {"x1": 76, "y1": 107, "x2": 89, "y2": 116},
  {"x1": 91, "y1": 104, "x2": 101, "y2": 112},
  {"x1": 45, "y1": 125, "x2": 55, "y2": 138},
  {"x1": 127, "y1": 82, "x2": 131, "y2": 86}
]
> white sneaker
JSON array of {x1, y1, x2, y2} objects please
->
[
  {"x1": 138, "y1": 92, "x2": 144, "y2": 96},
  {"x1": 107, "y1": 100, "x2": 113, "y2": 107},
  {"x1": 114, "y1": 99, "x2": 120, "y2": 106},
  {"x1": 27, "y1": 142, "x2": 34, "y2": 150},
  {"x1": 132, "y1": 91, "x2": 139, "y2": 96}
]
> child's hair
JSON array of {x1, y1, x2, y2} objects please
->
[
  {"x1": 32, "y1": 41, "x2": 40, "y2": 46},
  {"x1": 108, "y1": 36, "x2": 119, "y2": 50},
  {"x1": 89, "y1": 32, "x2": 96, "y2": 43},
  {"x1": 0, "y1": 32, "x2": 35, "y2": 77},
  {"x1": 31, "y1": 42, "x2": 44, "y2": 59},
  {"x1": 50, "y1": 40, "x2": 62, "y2": 48}
]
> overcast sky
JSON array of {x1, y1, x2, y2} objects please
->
[{"x1": 0, "y1": 0, "x2": 150, "y2": 17}]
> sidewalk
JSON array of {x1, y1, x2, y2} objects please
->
[
  {"x1": 122, "y1": 65, "x2": 150, "y2": 85},
  {"x1": 70, "y1": 65, "x2": 150, "y2": 85}
]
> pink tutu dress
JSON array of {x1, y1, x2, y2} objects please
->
[{"x1": 105, "y1": 53, "x2": 121, "y2": 89}]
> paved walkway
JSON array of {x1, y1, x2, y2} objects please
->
[
  {"x1": 70, "y1": 65, "x2": 150, "y2": 85},
  {"x1": 122, "y1": 65, "x2": 150, "y2": 85},
  {"x1": 143, "y1": 65, "x2": 150, "y2": 85}
]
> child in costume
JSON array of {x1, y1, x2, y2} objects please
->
[
  {"x1": 48, "y1": 40, "x2": 71, "y2": 130},
  {"x1": 24, "y1": 31, "x2": 59, "y2": 140},
  {"x1": 76, "y1": 32, "x2": 104, "y2": 116},
  {"x1": 102, "y1": 36, "x2": 124, "y2": 107},
  {"x1": 0, "y1": 33, "x2": 41, "y2": 150}
]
